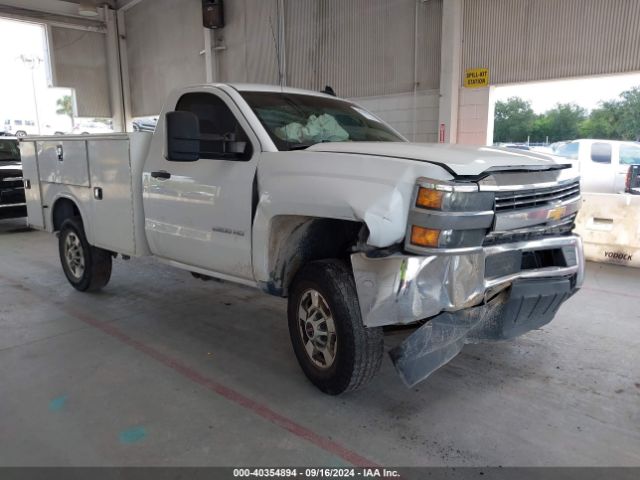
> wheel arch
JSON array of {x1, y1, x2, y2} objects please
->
[
  {"x1": 51, "y1": 196, "x2": 84, "y2": 232},
  {"x1": 260, "y1": 215, "x2": 365, "y2": 297}
]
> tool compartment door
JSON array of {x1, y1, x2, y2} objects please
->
[
  {"x1": 89, "y1": 138, "x2": 136, "y2": 256},
  {"x1": 19, "y1": 140, "x2": 45, "y2": 229},
  {"x1": 37, "y1": 138, "x2": 90, "y2": 187}
]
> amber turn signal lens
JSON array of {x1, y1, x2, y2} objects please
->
[
  {"x1": 410, "y1": 226, "x2": 440, "y2": 248},
  {"x1": 416, "y1": 187, "x2": 443, "y2": 209}
]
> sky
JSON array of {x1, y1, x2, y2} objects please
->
[
  {"x1": 493, "y1": 73, "x2": 640, "y2": 114},
  {"x1": 0, "y1": 18, "x2": 72, "y2": 133}
]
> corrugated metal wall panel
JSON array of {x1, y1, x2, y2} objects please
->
[
  {"x1": 51, "y1": 27, "x2": 110, "y2": 117},
  {"x1": 284, "y1": 0, "x2": 441, "y2": 97},
  {"x1": 463, "y1": 0, "x2": 640, "y2": 85},
  {"x1": 283, "y1": 0, "x2": 319, "y2": 90},
  {"x1": 217, "y1": 0, "x2": 279, "y2": 84},
  {"x1": 120, "y1": 0, "x2": 442, "y2": 113},
  {"x1": 416, "y1": 0, "x2": 442, "y2": 91},
  {"x1": 125, "y1": 0, "x2": 205, "y2": 116}
]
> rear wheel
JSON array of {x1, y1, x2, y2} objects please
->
[
  {"x1": 15, "y1": 130, "x2": 26, "y2": 137},
  {"x1": 287, "y1": 260, "x2": 384, "y2": 395},
  {"x1": 59, "y1": 216, "x2": 112, "y2": 292}
]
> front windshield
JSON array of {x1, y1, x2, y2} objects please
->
[
  {"x1": 240, "y1": 91, "x2": 405, "y2": 151},
  {"x1": 0, "y1": 139, "x2": 20, "y2": 161}
]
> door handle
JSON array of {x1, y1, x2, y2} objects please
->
[{"x1": 150, "y1": 170, "x2": 171, "y2": 180}]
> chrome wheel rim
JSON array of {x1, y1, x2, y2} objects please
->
[
  {"x1": 298, "y1": 289, "x2": 337, "y2": 369},
  {"x1": 64, "y1": 232, "x2": 85, "y2": 279}
]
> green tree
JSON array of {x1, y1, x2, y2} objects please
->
[
  {"x1": 579, "y1": 100, "x2": 621, "y2": 139},
  {"x1": 531, "y1": 115, "x2": 552, "y2": 143},
  {"x1": 56, "y1": 95, "x2": 74, "y2": 127},
  {"x1": 542, "y1": 103, "x2": 586, "y2": 142},
  {"x1": 493, "y1": 97, "x2": 536, "y2": 143},
  {"x1": 617, "y1": 87, "x2": 640, "y2": 141}
]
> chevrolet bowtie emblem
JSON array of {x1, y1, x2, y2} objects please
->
[{"x1": 547, "y1": 206, "x2": 567, "y2": 221}]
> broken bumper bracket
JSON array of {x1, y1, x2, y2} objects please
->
[{"x1": 389, "y1": 277, "x2": 577, "y2": 387}]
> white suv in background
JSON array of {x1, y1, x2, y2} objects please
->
[
  {"x1": 3, "y1": 119, "x2": 37, "y2": 137},
  {"x1": 70, "y1": 121, "x2": 113, "y2": 135},
  {"x1": 554, "y1": 139, "x2": 640, "y2": 193},
  {"x1": 2, "y1": 119, "x2": 66, "y2": 137}
]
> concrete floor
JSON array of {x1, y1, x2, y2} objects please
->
[{"x1": 0, "y1": 217, "x2": 638, "y2": 467}]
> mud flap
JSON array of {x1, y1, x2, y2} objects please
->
[{"x1": 389, "y1": 278, "x2": 575, "y2": 387}]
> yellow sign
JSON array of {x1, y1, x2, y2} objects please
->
[{"x1": 464, "y1": 68, "x2": 489, "y2": 88}]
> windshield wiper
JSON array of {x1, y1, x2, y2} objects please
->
[
  {"x1": 287, "y1": 143, "x2": 315, "y2": 150},
  {"x1": 287, "y1": 139, "x2": 337, "y2": 150}
]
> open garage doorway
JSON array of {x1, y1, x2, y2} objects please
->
[
  {"x1": 0, "y1": 17, "x2": 98, "y2": 137},
  {"x1": 489, "y1": 72, "x2": 640, "y2": 198},
  {"x1": 489, "y1": 72, "x2": 640, "y2": 151},
  {"x1": 0, "y1": 18, "x2": 72, "y2": 136}
]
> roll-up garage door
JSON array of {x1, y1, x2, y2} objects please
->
[{"x1": 50, "y1": 26, "x2": 110, "y2": 118}]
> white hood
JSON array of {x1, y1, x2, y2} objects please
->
[{"x1": 307, "y1": 142, "x2": 567, "y2": 176}]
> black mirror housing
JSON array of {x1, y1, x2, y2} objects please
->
[{"x1": 166, "y1": 111, "x2": 200, "y2": 162}]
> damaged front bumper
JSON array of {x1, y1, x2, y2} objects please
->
[{"x1": 351, "y1": 235, "x2": 584, "y2": 386}]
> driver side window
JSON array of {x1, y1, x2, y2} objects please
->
[{"x1": 175, "y1": 92, "x2": 252, "y2": 161}]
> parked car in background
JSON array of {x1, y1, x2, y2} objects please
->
[
  {"x1": 0, "y1": 137, "x2": 26, "y2": 219},
  {"x1": 554, "y1": 139, "x2": 640, "y2": 193},
  {"x1": 3, "y1": 119, "x2": 37, "y2": 137},
  {"x1": 2, "y1": 119, "x2": 65, "y2": 137},
  {"x1": 497, "y1": 143, "x2": 531, "y2": 150},
  {"x1": 70, "y1": 121, "x2": 113, "y2": 135},
  {"x1": 549, "y1": 141, "x2": 568, "y2": 153},
  {"x1": 132, "y1": 116, "x2": 157, "y2": 132},
  {"x1": 530, "y1": 145, "x2": 554, "y2": 155},
  {"x1": 626, "y1": 164, "x2": 640, "y2": 195}
]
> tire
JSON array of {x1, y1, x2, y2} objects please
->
[
  {"x1": 58, "y1": 216, "x2": 112, "y2": 292},
  {"x1": 15, "y1": 130, "x2": 26, "y2": 138},
  {"x1": 287, "y1": 259, "x2": 384, "y2": 395}
]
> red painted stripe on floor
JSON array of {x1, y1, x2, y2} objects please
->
[
  {"x1": 581, "y1": 286, "x2": 640, "y2": 300},
  {"x1": 1, "y1": 275, "x2": 378, "y2": 467}
]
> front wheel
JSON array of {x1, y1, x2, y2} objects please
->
[
  {"x1": 59, "y1": 216, "x2": 112, "y2": 292},
  {"x1": 287, "y1": 260, "x2": 384, "y2": 395}
]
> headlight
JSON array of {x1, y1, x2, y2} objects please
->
[{"x1": 406, "y1": 178, "x2": 495, "y2": 251}]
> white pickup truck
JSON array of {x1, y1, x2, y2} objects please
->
[
  {"x1": 19, "y1": 84, "x2": 584, "y2": 394},
  {"x1": 553, "y1": 139, "x2": 640, "y2": 194}
]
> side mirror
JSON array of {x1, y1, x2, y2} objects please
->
[
  {"x1": 226, "y1": 141, "x2": 247, "y2": 154},
  {"x1": 166, "y1": 111, "x2": 200, "y2": 161}
]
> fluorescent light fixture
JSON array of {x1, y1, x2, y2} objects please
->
[{"x1": 78, "y1": 4, "x2": 99, "y2": 17}]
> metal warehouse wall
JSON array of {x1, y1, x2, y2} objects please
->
[
  {"x1": 462, "y1": 0, "x2": 640, "y2": 85},
  {"x1": 51, "y1": 27, "x2": 110, "y2": 117},
  {"x1": 283, "y1": 0, "x2": 442, "y2": 97},
  {"x1": 216, "y1": 0, "x2": 280, "y2": 85},
  {"x1": 123, "y1": 0, "x2": 443, "y2": 116},
  {"x1": 125, "y1": 0, "x2": 206, "y2": 116}
]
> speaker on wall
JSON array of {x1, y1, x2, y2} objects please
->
[{"x1": 203, "y1": 0, "x2": 224, "y2": 29}]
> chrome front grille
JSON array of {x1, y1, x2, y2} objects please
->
[
  {"x1": 483, "y1": 213, "x2": 577, "y2": 246},
  {"x1": 494, "y1": 179, "x2": 580, "y2": 212},
  {"x1": 1, "y1": 178, "x2": 24, "y2": 189}
]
